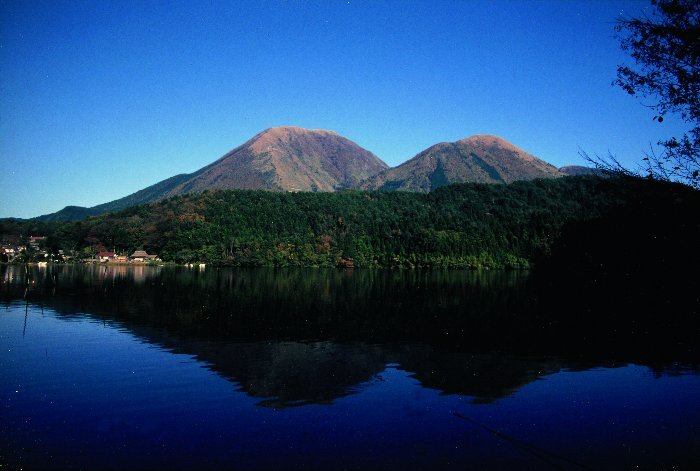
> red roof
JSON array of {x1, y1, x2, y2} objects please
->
[{"x1": 97, "y1": 252, "x2": 116, "y2": 257}]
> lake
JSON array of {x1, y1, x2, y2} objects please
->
[{"x1": 1, "y1": 265, "x2": 699, "y2": 470}]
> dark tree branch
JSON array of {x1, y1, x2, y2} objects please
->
[{"x1": 612, "y1": 0, "x2": 699, "y2": 188}]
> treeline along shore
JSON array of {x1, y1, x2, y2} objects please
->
[
  {"x1": 3, "y1": 175, "x2": 699, "y2": 350},
  {"x1": 1, "y1": 176, "x2": 699, "y2": 271}
]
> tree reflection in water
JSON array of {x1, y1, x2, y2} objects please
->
[{"x1": 1, "y1": 264, "x2": 697, "y2": 408}]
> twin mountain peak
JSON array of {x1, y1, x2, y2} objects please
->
[{"x1": 44, "y1": 126, "x2": 590, "y2": 221}]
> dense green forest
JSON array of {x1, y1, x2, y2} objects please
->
[{"x1": 2, "y1": 176, "x2": 698, "y2": 269}]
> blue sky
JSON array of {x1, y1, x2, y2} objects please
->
[{"x1": 0, "y1": 0, "x2": 688, "y2": 218}]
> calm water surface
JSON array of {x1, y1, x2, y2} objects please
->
[{"x1": 1, "y1": 265, "x2": 699, "y2": 470}]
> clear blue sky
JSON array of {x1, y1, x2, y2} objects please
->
[{"x1": 0, "y1": 0, "x2": 687, "y2": 218}]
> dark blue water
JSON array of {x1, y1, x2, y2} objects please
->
[{"x1": 1, "y1": 265, "x2": 699, "y2": 470}]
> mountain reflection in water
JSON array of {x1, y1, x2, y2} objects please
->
[
  {"x1": 3, "y1": 264, "x2": 700, "y2": 471},
  {"x1": 2, "y1": 265, "x2": 697, "y2": 409}
]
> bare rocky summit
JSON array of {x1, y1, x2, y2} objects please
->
[
  {"x1": 360, "y1": 135, "x2": 564, "y2": 192},
  {"x1": 160, "y1": 126, "x2": 388, "y2": 195}
]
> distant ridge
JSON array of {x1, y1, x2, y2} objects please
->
[
  {"x1": 360, "y1": 135, "x2": 563, "y2": 192},
  {"x1": 559, "y1": 165, "x2": 601, "y2": 176}
]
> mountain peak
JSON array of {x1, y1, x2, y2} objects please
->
[
  {"x1": 361, "y1": 134, "x2": 562, "y2": 192},
  {"x1": 172, "y1": 126, "x2": 388, "y2": 194},
  {"x1": 248, "y1": 126, "x2": 341, "y2": 153},
  {"x1": 258, "y1": 126, "x2": 339, "y2": 138},
  {"x1": 458, "y1": 134, "x2": 504, "y2": 143},
  {"x1": 458, "y1": 134, "x2": 527, "y2": 154}
]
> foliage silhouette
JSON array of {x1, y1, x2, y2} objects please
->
[{"x1": 596, "y1": 0, "x2": 700, "y2": 186}]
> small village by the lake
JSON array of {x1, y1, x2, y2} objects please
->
[{"x1": 1, "y1": 236, "x2": 161, "y2": 265}]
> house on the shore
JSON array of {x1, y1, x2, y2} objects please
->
[
  {"x1": 97, "y1": 251, "x2": 117, "y2": 262},
  {"x1": 130, "y1": 250, "x2": 158, "y2": 262}
]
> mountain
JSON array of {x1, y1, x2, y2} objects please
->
[
  {"x1": 38, "y1": 127, "x2": 388, "y2": 221},
  {"x1": 32, "y1": 130, "x2": 580, "y2": 222},
  {"x1": 360, "y1": 135, "x2": 563, "y2": 192},
  {"x1": 559, "y1": 165, "x2": 601, "y2": 176},
  {"x1": 160, "y1": 126, "x2": 388, "y2": 194}
]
